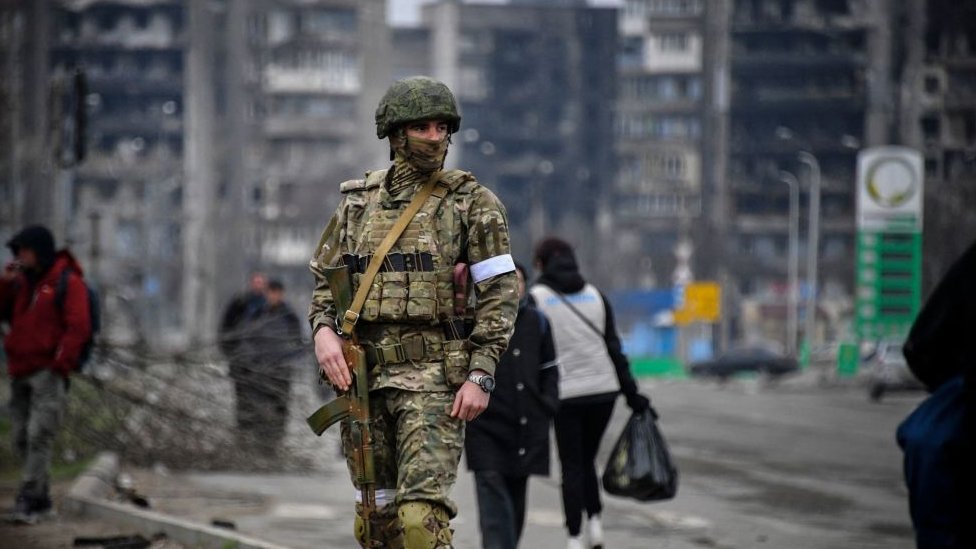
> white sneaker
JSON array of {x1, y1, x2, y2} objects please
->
[
  {"x1": 588, "y1": 514, "x2": 604, "y2": 548},
  {"x1": 567, "y1": 535, "x2": 584, "y2": 549}
]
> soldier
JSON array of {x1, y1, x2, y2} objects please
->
[{"x1": 309, "y1": 76, "x2": 519, "y2": 548}]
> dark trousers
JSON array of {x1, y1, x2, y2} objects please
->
[
  {"x1": 233, "y1": 374, "x2": 289, "y2": 457},
  {"x1": 474, "y1": 470, "x2": 528, "y2": 549},
  {"x1": 554, "y1": 399, "x2": 615, "y2": 536},
  {"x1": 9, "y1": 369, "x2": 67, "y2": 499}
]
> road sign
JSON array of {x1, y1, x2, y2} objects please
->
[{"x1": 673, "y1": 282, "x2": 721, "y2": 325}]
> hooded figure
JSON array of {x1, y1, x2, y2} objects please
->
[
  {"x1": 529, "y1": 237, "x2": 651, "y2": 549},
  {"x1": 2, "y1": 225, "x2": 91, "y2": 378},
  {"x1": 897, "y1": 240, "x2": 976, "y2": 549},
  {"x1": 1, "y1": 224, "x2": 91, "y2": 521},
  {"x1": 903, "y1": 240, "x2": 976, "y2": 393}
]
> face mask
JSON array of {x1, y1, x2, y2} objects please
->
[{"x1": 403, "y1": 134, "x2": 449, "y2": 172}]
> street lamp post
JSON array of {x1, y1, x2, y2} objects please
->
[
  {"x1": 779, "y1": 171, "x2": 800, "y2": 357},
  {"x1": 798, "y1": 151, "x2": 821, "y2": 361}
]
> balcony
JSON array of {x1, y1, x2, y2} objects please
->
[
  {"x1": 264, "y1": 67, "x2": 360, "y2": 94},
  {"x1": 262, "y1": 115, "x2": 358, "y2": 139},
  {"x1": 731, "y1": 51, "x2": 866, "y2": 73},
  {"x1": 94, "y1": 114, "x2": 183, "y2": 137},
  {"x1": 85, "y1": 73, "x2": 183, "y2": 95},
  {"x1": 75, "y1": 145, "x2": 182, "y2": 181}
]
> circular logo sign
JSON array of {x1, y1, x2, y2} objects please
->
[{"x1": 866, "y1": 157, "x2": 918, "y2": 208}]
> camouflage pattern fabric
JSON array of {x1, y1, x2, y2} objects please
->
[
  {"x1": 340, "y1": 389, "x2": 464, "y2": 517},
  {"x1": 399, "y1": 501, "x2": 453, "y2": 548},
  {"x1": 309, "y1": 165, "x2": 518, "y2": 387},
  {"x1": 355, "y1": 502, "x2": 405, "y2": 549},
  {"x1": 375, "y1": 76, "x2": 461, "y2": 139}
]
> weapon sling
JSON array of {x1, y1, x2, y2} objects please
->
[{"x1": 310, "y1": 168, "x2": 452, "y2": 544}]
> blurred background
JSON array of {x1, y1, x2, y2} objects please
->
[{"x1": 0, "y1": 0, "x2": 974, "y2": 467}]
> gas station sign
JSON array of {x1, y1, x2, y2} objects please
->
[{"x1": 855, "y1": 147, "x2": 923, "y2": 340}]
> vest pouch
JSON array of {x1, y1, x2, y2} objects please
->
[
  {"x1": 377, "y1": 271, "x2": 409, "y2": 321},
  {"x1": 442, "y1": 339, "x2": 470, "y2": 389},
  {"x1": 353, "y1": 273, "x2": 381, "y2": 322},
  {"x1": 406, "y1": 271, "x2": 438, "y2": 322}
]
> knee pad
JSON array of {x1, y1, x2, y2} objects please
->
[
  {"x1": 398, "y1": 501, "x2": 453, "y2": 549},
  {"x1": 355, "y1": 503, "x2": 404, "y2": 548}
]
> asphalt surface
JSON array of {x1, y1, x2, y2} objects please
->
[{"x1": 3, "y1": 370, "x2": 927, "y2": 549}]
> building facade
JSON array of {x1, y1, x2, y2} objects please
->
[
  {"x1": 420, "y1": 0, "x2": 618, "y2": 268},
  {"x1": 707, "y1": 0, "x2": 976, "y2": 348},
  {"x1": 48, "y1": 0, "x2": 188, "y2": 344},
  {"x1": 706, "y1": 0, "x2": 896, "y2": 346},
  {"x1": 219, "y1": 0, "x2": 390, "y2": 327},
  {"x1": 5, "y1": 0, "x2": 390, "y2": 346},
  {"x1": 613, "y1": 0, "x2": 706, "y2": 289},
  {"x1": 899, "y1": 0, "x2": 976, "y2": 293}
]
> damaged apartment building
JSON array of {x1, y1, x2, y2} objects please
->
[
  {"x1": 1, "y1": 0, "x2": 388, "y2": 345},
  {"x1": 703, "y1": 0, "x2": 976, "y2": 346},
  {"x1": 3, "y1": 0, "x2": 973, "y2": 351}
]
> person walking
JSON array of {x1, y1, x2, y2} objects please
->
[
  {"x1": 309, "y1": 75, "x2": 518, "y2": 548},
  {"x1": 465, "y1": 262, "x2": 559, "y2": 549},
  {"x1": 0, "y1": 225, "x2": 92, "y2": 522},
  {"x1": 246, "y1": 279, "x2": 304, "y2": 460},
  {"x1": 529, "y1": 237, "x2": 652, "y2": 549}
]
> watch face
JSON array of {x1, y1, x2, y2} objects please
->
[{"x1": 481, "y1": 376, "x2": 495, "y2": 393}]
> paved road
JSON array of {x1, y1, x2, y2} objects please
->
[{"x1": 172, "y1": 376, "x2": 923, "y2": 549}]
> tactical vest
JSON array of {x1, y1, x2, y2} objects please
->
[{"x1": 339, "y1": 169, "x2": 473, "y2": 326}]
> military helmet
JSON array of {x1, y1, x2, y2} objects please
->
[{"x1": 375, "y1": 76, "x2": 461, "y2": 139}]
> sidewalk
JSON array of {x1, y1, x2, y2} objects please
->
[
  {"x1": 19, "y1": 373, "x2": 908, "y2": 549},
  {"x1": 57, "y1": 444, "x2": 710, "y2": 549}
]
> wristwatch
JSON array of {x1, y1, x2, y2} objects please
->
[{"x1": 467, "y1": 372, "x2": 496, "y2": 394}]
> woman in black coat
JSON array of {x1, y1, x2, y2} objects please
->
[{"x1": 465, "y1": 263, "x2": 560, "y2": 549}]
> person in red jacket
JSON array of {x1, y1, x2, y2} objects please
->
[{"x1": 0, "y1": 225, "x2": 91, "y2": 522}]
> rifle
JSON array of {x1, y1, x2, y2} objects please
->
[
  {"x1": 307, "y1": 339, "x2": 376, "y2": 533},
  {"x1": 307, "y1": 264, "x2": 376, "y2": 540}
]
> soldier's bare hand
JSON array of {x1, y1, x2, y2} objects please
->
[
  {"x1": 314, "y1": 328, "x2": 351, "y2": 391},
  {"x1": 450, "y1": 382, "x2": 489, "y2": 421}
]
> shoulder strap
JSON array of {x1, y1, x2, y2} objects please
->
[
  {"x1": 55, "y1": 270, "x2": 71, "y2": 310},
  {"x1": 339, "y1": 169, "x2": 451, "y2": 336},
  {"x1": 547, "y1": 284, "x2": 605, "y2": 339}
]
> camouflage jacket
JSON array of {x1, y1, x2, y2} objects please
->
[{"x1": 309, "y1": 168, "x2": 518, "y2": 392}]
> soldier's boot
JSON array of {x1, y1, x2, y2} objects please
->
[
  {"x1": 354, "y1": 503, "x2": 404, "y2": 548},
  {"x1": 398, "y1": 501, "x2": 453, "y2": 549}
]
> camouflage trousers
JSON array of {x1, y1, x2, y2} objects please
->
[
  {"x1": 341, "y1": 388, "x2": 463, "y2": 548},
  {"x1": 9, "y1": 368, "x2": 67, "y2": 499}
]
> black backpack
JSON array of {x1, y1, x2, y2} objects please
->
[{"x1": 54, "y1": 270, "x2": 100, "y2": 371}]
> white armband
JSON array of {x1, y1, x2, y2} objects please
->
[{"x1": 470, "y1": 254, "x2": 516, "y2": 283}]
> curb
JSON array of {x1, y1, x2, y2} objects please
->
[{"x1": 65, "y1": 451, "x2": 290, "y2": 549}]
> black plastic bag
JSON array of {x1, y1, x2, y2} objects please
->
[{"x1": 601, "y1": 408, "x2": 678, "y2": 502}]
